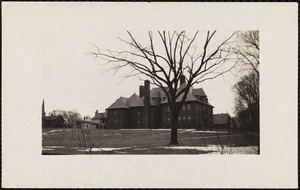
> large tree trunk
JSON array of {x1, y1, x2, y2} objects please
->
[{"x1": 169, "y1": 110, "x2": 179, "y2": 145}]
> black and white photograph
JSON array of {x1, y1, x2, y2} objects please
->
[
  {"x1": 2, "y1": 2, "x2": 297, "y2": 188},
  {"x1": 41, "y1": 30, "x2": 260, "y2": 155}
]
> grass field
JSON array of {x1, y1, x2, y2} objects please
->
[{"x1": 42, "y1": 128, "x2": 259, "y2": 155}]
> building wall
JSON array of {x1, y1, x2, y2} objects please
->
[
  {"x1": 107, "y1": 109, "x2": 129, "y2": 129},
  {"x1": 161, "y1": 102, "x2": 213, "y2": 129},
  {"x1": 107, "y1": 102, "x2": 213, "y2": 129},
  {"x1": 150, "y1": 106, "x2": 160, "y2": 129},
  {"x1": 43, "y1": 117, "x2": 65, "y2": 128},
  {"x1": 129, "y1": 107, "x2": 145, "y2": 129},
  {"x1": 99, "y1": 118, "x2": 107, "y2": 129}
]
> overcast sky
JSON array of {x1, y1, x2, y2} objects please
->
[{"x1": 5, "y1": 3, "x2": 243, "y2": 118}]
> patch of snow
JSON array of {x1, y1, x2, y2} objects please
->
[
  {"x1": 120, "y1": 129, "x2": 150, "y2": 131},
  {"x1": 134, "y1": 148, "x2": 149, "y2": 151},
  {"x1": 150, "y1": 129, "x2": 171, "y2": 131},
  {"x1": 179, "y1": 129, "x2": 195, "y2": 132},
  {"x1": 42, "y1": 148, "x2": 55, "y2": 151},
  {"x1": 43, "y1": 146, "x2": 66, "y2": 149},
  {"x1": 78, "y1": 146, "x2": 136, "y2": 152},
  {"x1": 179, "y1": 134, "x2": 237, "y2": 141},
  {"x1": 47, "y1": 129, "x2": 69, "y2": 133},
  {"x1": 120, "y1": 129, "x2": 170, "y2": 131},
  {"x1": 115, "y1": 151, "x2": 128, "y2": 154},
  {"x1": 191, "y1": 130, "x2": 228, "y2": 134},
  {"x1": 157, "y1": 145, "x2": 258, "y2": 154}
]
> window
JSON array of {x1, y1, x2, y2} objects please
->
[
  {"x1": 114, "y1": 110, "x2": 117, "y2": 115},
  {"x1": 167, "y1": 106, "x2": 170, "y2": 112},
  {"x1": 188, "y1": 115, "x2": 191, "y2": 121},
  {"x1": 138, "y1": 111, "x2": 141, "y2": 116},
  {"x1": 178, "y1": 116, "x2": 181, "y2": 121},
  {"x1": 183, "y1": 116, "x2": 186, "y2": 121},
  {"x1": 187, "y1": 104, "x2": 191, "y2": 111},
  {"x1": 114, "y1": 119, "x2": 117, "y2": 124},
  {"x1": 182, "y1": 105, "x2": 186, "y2": 111},
  {"x1": 167, "y1": 118, "x2": 170, "y2": 122}
]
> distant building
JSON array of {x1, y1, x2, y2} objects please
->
[
  {"x1": 92, "y1": 110, "x2": 108, "y2": 129},
  {"x1": 78, "y1": 116, "x2": 97, "y2": 130},
  {"x1": 42, "y1": 100, "x2": 65, "y2": 128},
  {"x1": 213, "y1": 113, "x2": 232, "y2": 130},
  {"x1": 106, "y1": 76, "x2": 214, "y2": 129}
]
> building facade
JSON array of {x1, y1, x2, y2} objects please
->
[
  {"x1": 92, "y1": 110, "x2": 108, "y2": 129},
  {"x1": 213, "y1": 113, "x2": 232, "y2": 130},
  {"x1": 106, "y1": 77, "x2": 214, "y2": 129}
]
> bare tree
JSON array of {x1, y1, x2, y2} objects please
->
[
  {"x1": 90, "y1": 31, "x2": 239, "y2": 145},
  {"x1": 49, "y1": 109, "x2": 82, "y2": 127},
  {"x1": 233, "y1": 72, "x2": 259, "y2": 153},
  {"x1": 234, "y1": 30, "x2": 259, "y2": 76}
]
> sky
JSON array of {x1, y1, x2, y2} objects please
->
[{"x1": 5, "y1": 3, "x2": 243, "y2": 118}]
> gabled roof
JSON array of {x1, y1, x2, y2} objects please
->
[
  {"x1": 213, "y1": 114, "x2": 230, "y2": 125},
  {"x1": 44, "y1": 115, "x2": 65, "y2": 121},
  {"x1": 126, "y1": 93, "x2": 142, "y2": 107},
  {"x1": 159, "y1": 86, "x2": 213, "y2": 107},
  {"x1": 128, "y1": 93, "x2": 139, "y2": 101},
  {"x1": 92, "y1": 112, "x2": 107, "y2": 120},
  {"x1": 107, "y1": 96, "x2": 129, "y2": 109},
  {"x1": 127, "y1": 93, "x2": 144, "y2": 107},
  {"x1": 150, "y1": 87, "x2": 164, "y2": 98},
  {"x1": 107, "y1": 83, "x2": 213, "y2": 109},
  {"x1": 193, "y1": 88, "x2": 207, "y2": 97}
]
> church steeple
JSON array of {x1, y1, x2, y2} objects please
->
[{"x1": 42, "y1": 99, "x2": 46, "y2": 117}]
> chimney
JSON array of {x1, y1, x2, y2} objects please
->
[
  {"x1": 144, "y1": 80, "x2": 151, "y2": 128},
  {"x1": 139, "y1": 85, "x2": 145, "y2": 98},
  {"x1": 180, "y1": 75, "x2": 186, "y2": 86}
]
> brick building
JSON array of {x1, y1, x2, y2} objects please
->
[{"x1": 106, "y1": 76, "x2": 214, "y2": 129}]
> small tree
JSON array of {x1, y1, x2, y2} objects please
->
[{"x1": 91, "y1": 31, "x2": 239, "y2": 144}]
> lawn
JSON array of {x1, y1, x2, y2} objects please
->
[{"x1": 42, "y1": 128, "x2": 259, "y2": 155}]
